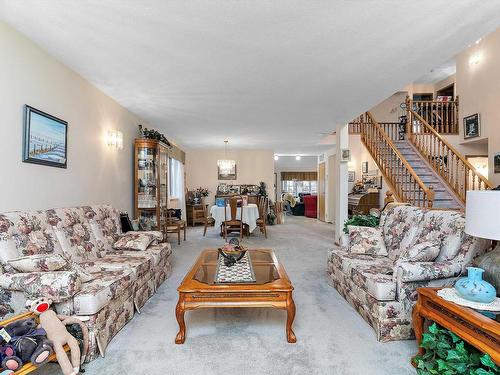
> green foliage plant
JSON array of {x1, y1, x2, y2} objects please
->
[
  {"x1": 415, "y1": 323, "x2": 499, "y2": 375},
  {"x1": 343, "y1": 214, "x2": 380, "y2": 234}
]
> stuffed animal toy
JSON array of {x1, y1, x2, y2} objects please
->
[
  {"x1": 0, "y1": 370, "x2": 13, "y2": 375},
  {"x1": 0, "y1": 318, "x2": 53, "y2": 367},
  {"x1": 27, "y1": 298, "x2": 89, "y2": 375},
  {"x1": 0, "y1": 344, "x2": 22, "y2": 372}
]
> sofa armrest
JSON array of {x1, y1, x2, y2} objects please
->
[
  {"x1": 395, "y1": 261, "x2": 462, "y2": 283},
  {"x1": 339, "y1": 233, "x2": 349, "y2": 251},
  {"x1": 0, "y1": 270, "x2": 81, "y2": 302}
]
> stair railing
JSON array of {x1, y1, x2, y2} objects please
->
[
  {"x1": 408, "y1": 96, "x2": 459, "y2": 134},
  {"x1": 406, "y1": 108, "x2": 493, "y2": 203},
  {"x1": 360, "y1": 112, "x2": 435, "y2": 207}
]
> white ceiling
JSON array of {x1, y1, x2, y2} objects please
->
[
  {"x1": 1, "y1": 1, "x2": 500, "y2": 154},
  {"x1": 414, "y1": 58, "x2": 457, "y2": 84}
]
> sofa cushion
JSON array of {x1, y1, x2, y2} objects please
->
[
  {"x1": 351, "y1": 264, "x2": 396, "y2": 301},
  {"x1": 73, "y1": 267, "x2": 134, "y2": 315},
  {"x1": 85, "y1": 253, "x2": 154, "y2": 281},
  {"x1": 0, "y1": 270, "x2": 81, "y2": 302},
  {"x1": 348, "y1": 226, "x2": 387, "y2": 256},
  {"x1": 113, "y1": 232, "x2": 156, "y2": 251},
  {"x1": 399, "y1": 241, "x2": 441, "y2": 263},
  {"x1": 53, "y1": 208, "x2": 105, "y2": 262},
  {"x1": 86, "y1": 205, "x2": 122, "y2": 250},
  {"x1": 8, "y1": 253, "x2": 67, "y2": 272},
  {"x1": 381, "y1": 205, "x2": 425, "y2": 262},
  {"x1": 108, "y1": 242, "x2": 172, "y2": 267},
  {"x1": 0, "y1": 211, "x2": 63, "y2": 273}
]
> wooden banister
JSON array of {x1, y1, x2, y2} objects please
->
[
  {"x1": 407, "y1": 108, "x2": 493, "y2": 203},
  {"x1": 360, "y1": 112, "x2": 435, "y2": 208},
  {"x1": 409, "y1": 96, "x2": 459, "y2": 134}
]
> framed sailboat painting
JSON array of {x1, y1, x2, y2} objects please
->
[{"x1": 23, "y1": 105, "x2": 68, "y2": 168}]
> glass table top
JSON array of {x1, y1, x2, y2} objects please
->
[{"x1": 193, "y1": 250, "x2": 280, "y2": 285}]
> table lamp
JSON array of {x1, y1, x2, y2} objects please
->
[{"x1": 465, "y1": 190, "x2": 500, "y2": 249}]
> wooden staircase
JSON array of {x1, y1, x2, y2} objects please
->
[{"x1": 349, "y1": 99, "x2": 493, "y2": 209}]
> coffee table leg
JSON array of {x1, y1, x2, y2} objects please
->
[
  {"x1": 286, "y1": 293, "x2": 297, "y2": 343},
  {"x1": 175, "y1": 294, "x2": 186, "y2": 344}
]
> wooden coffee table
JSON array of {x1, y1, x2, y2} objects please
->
[{"x1": 175, "y1": 249, "x2": 296, "y2": 344}]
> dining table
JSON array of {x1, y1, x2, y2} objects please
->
[{"x1": 209, "y1": 203, "x2": 260, "y2": 233}]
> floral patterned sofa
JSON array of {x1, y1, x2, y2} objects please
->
[
  {"x1": 0, "y1": 205, "x2": 172, "y2": 362},
  {"x1": 327, "y1": 205, "x2": 490, "y2": 342}
]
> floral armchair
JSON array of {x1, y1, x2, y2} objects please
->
[
  {"x1": 0, "y1": 205, "x2": 172, "y2": 362},
  {"x1": 327, "y1": 205, "x2": 490, "y2": 342}
]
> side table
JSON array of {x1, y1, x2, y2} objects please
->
[{"x1": 413, "y1": 287, "x2": 500, "y2": 365}]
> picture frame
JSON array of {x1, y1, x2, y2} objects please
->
[
  {"x1": 348, "y1": 171, "x2": 355, "y2": 182},
  {"x1": 495, "y1": 153, "x2": 500, "y2": 174},
  {"x1": 463, "y1": 113, "x2": 480, "y2": 139},
  {"x1": 23, "y1": 105, "x2": 68, "y2": 168},
  {"x1": 362, "y1": 161, "x2": 369, "y2": 174},
  {"x1": 218, "y1": 165, "x2": 237, "y2": 180},
  {"x1": 340, "y1": 149, "x2": 350, "y2": 162}
]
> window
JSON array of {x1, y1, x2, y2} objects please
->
[
  {"x1": 169, "y1": 157, "x2": 183, "y2": 199},
  {"x1": 281, "y1": 180, "x2": 317, "y2": 196}
]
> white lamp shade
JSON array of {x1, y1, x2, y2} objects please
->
[{"x1": 465, "y1": 191, "x2": 500, "y2": 240}]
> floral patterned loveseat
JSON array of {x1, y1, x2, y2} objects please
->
[
  {"x1": 0, "y1": 205, "x2": 172, "y2": 362},
  {"x1": 327, "y1": 205, "x2": 490, "y2": 342}
]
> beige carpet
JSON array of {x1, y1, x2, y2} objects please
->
[{"x1": 37, "y1": 216, "x2": 416, "y2": 375}]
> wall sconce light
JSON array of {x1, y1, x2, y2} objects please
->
[
  {"x1": 107, "y1": 130, "x2": 123, "y2": 150},
  {"x1": 469, "y1": 51, "x2": 482, "y2": 66}
]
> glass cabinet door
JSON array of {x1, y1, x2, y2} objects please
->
[{"x1": 137, "y1": 145, "x2": 158, "y2": 230}]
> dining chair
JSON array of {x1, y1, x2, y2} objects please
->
[
  {"x1": 164, "y1": 208, "x2": 186, "y2": 245},
  {"x1": 256, "y1": 196, "x2": 268, "y2": 238},
  {"x1": 274, "y1": 201, "x2": 284, "y2": 224},
  {"x1": 203, "y1": 203, "x2": 216, "y2": 236},
  {"x1": 222, "y1": 196, "x2": 244, "y2": 240}
]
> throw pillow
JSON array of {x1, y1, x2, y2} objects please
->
[
  {"x1": 8, "y1": 254, "x2": 67, "y2": 273},
  {"x1": 113, "y1": 232, "x2": 156, "y2": 251},
  {"x1": 0, "y1": 239, "x2": 21, "y2": 273},
  {"x1": 348, "y1": 225, "x2": 388, "y2": 256},
  {"x1": 400, "y1": 241, "x2": 441, "y2": 263}
]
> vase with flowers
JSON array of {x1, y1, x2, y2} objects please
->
[{"x1": 194, "y1": 187, "x2": 209, "y2": 205}]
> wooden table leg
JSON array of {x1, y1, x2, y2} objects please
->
[
  {"x1": 286, "y1": 293, "x2": 297, "y2": 343},
  {"x1": 175, "y1": 294, "x2": 186, "y2": 344},
  {"x1": 412, "y1": 298, "x2": 424, "y2": 359}
]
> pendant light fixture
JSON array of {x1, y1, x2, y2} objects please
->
[{"x1": 217, "y1": 140, "x2": 235, "y2": 175}]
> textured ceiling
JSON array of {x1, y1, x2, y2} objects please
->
[{"x1": 1, "y1": 1, "x2": 500, "y2": 154}]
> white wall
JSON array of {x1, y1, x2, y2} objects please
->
[
  {"x1": 456, "y1": 27, "x2": 500, "y2": 186},
  {"x1": 185, "y1": 149, "x2": 275, "y2": 203},
  {"x1": 0, "y1": 22, "x2": 154, "y2": 213},
  {"x1": 275, "y1": 155, "x2": 318, "y2": 197},
  {"x1": 369, "y1": 91, "x2": 406, "y2": 123}
]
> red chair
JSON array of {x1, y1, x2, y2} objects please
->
[{"x1": 303, "y1": 195, "x2": 317, "y2": 218}]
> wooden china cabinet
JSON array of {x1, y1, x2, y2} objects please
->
[{"x1": 134, "y1": 138, "x2": 169, "y2": 230}]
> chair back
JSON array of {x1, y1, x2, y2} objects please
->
[
  {"x1": 257, "y1": 196, "x2": 268, "y2": 219},
  {"x1": 225, "y1": 196, "x2": 243, "y2": 222}
]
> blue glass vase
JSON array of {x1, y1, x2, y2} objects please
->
[{"x1": 454, "y1": 267, "x2": 496, "y2": 303}]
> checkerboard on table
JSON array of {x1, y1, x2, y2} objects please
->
[{"x1": 215, "y1": 252, "x2": 256, "y2": 283}]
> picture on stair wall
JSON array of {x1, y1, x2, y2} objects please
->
[
  {"x1": 463, "y1": 113, "x2": 480, "y2": 139},
  {"x1": 494, "y1": 153, "x2": 500, "y2": 174},
  {"x1": 23, "y1": 105, "x2": 68, "y2": 168}
]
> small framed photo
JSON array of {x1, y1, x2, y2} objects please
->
[
  {"x1": 23, "y1": 105, "x2": 68, "y2": 168},
  {"x1": 463, "y1": 113, "x2": 480, "y2": 139},
  {"x1": 340, "y1": 149, "x2": 350, "y2": 162},
  {"x1": 495, "y1": 153, "x2": 500, "y2": 174},
  {"x1": 348, "y1": 171, "x2": 355, "y2": 182},
  {"x1": 362, "y1": 161, "x2": 369, "y2": 174}
]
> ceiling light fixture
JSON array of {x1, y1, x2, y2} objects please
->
[
  {"x1": 217, "y1": 140, "x2": 236, "y2": 175},
  {"x1": 295, "y1": 155, "x2": 301, "y2": 161},
  {"x1": 274, "y1": 155, "x2": 279, "y2": 161},
  {"x1": 475, "y1": 38, "x2": 482, "y2": 45}
]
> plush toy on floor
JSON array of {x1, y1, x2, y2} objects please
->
[
  {"x1": 27, "y1": 298, "x2": 89, "y2": 375},
  {"x1": 0, "y1": 344, "x2": 22, "y2": 372},
  {"x1": 0, "y1": 318, "x2": 53, "y2": 367},
  {"x1": 0, "y1": 370, "x2": 13, "y2": 375}
]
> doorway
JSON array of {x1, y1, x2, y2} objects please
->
[{"x1": 318, "y1": 162, "x2": 326, "y2": 221}]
